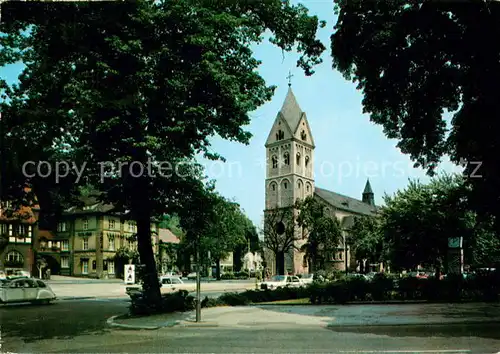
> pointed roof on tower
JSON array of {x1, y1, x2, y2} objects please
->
[
  {"x1": 363, "y1": 179, "x2": 373, "y2": 194},
  {"x1": 279, "y1": 87, "x2": 303, "y2": 133}
]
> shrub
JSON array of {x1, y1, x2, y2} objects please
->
[
  {"x1": 128, "y1": 289, "x2": 195, "y2": 316},
  {"x1": 370, "y1": 273, "x2": 395, "y2": 301},
  {"x1": 218, "y1": 292, "x2": 251, "y2": 306},
  {"x1": 220, "y1": 272, "x2": 235, "y2": 280}
]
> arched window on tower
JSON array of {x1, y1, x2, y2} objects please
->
[
  {"x1": 271, "y1": 155, "x2": 278, "y2": 168},
  {"x1": 305, "y1": 155, "x2": 310, "y2": 167},
  {"x1": 296, "y1": 152, "x2": 301, "y2": 165},
  {"x1": 276, "y1": 130, "x2": 284, "y2": 141},
  {"x1": 283, "y1": 152, "x2": 290, "y2": 165}
]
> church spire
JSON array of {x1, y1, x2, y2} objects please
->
[{"x1": 362, "y1": 179, "x2": 375, "y2": 206}]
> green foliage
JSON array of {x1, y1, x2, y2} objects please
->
[
  {"x1": 1, "y1": 0, "x2": 325, "y2": 308},
  {"x1": 348, "y1": 216, "x2": 383, "y2": 270},
  {"x1": 331, "y1": 0, "x2": 500, "y2": 226},
  {"x1": 380, "y1": 174, "x2": 474, "y2": 270},
  {"x1": 296, "y1": 196, "x2": 343, "y2": 271}
]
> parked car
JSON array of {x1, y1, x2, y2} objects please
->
[
  {"x1": 259, "y1": 275, "x2": 304, "y2": 290},
  {"x1": 298, "y1": 274, "x2": 314, "y2": 284},
  {"x1": 159, "y1": 276, "x2": 184, "y2": 289},
  {"x1": 0, "y1": 278, "x2": 56, "y2": 305},
  {"x1": 6, "y1": 270, "x2": 31, "y2": 280},
  {"x1": 186, "y1": 272, "x2": 197, "y2": 280}
]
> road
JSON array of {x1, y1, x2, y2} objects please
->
[{"x1": 3, "y1": 299, "x2": 500, "y2": 353}]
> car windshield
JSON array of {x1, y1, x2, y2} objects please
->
[{"x1": 271, "y1": 275, "x2": 285, "y2": 281}]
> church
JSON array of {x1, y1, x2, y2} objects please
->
[{"x1": 263, "y1": 86, "x2": 379, "y2": 276}]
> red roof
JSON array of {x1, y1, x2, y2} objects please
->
[{"x1": 158, "y1": 228, "x2": 180, "y2": 244}]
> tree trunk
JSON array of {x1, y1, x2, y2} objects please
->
[
  {"x1": 136, "y1": 215, "x2": 161, "y2": 308},
  {"x1": 276, "y1": 251, "x2": 285, "y2": 275},
  {"x1": 215, "y1": 259, "x2": 221, "y2": 280}
]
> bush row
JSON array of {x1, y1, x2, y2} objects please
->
[
  {"x1": 128, "y1": 273, "x2": 500, "y2": 316},
  {"x1": 309, "y1": 273, "x2": 500, "y2": 304},
  {"x1": 220, "y1": 271, "x2": 250, "y2": 280}
]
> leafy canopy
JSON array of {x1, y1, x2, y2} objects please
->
[{"x1": 331, "y1": 0, "x2": 500, "y2": 224}]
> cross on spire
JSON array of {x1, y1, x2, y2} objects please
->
[{"x1": 286, "y1": 70, "x2": 294, "y2": 87}]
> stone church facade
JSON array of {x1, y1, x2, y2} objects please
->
[{"x1": 264, "y1": 87, "x2": 378, "y2": 275}]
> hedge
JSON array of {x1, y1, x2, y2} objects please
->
[{"x1": 128, "y1": 272, "x2": 500, "y2": 316}]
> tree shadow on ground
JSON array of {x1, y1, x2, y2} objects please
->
[{"x1": 1, "y1": 300, "x2": 128, "y2": 342}]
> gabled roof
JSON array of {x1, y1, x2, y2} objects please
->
[
  {"x1": 158, "y1": 228, "x2": 180, "y2": 244},
  {"x1": 63, "y1": 196, "x2": 115, "y2": 215},
  {"x1": 279, "y1": 87, "x2": 304, "y2": 133},
  {"x1": 314, "y1": 187, "x2": 378, "y2": 217}
]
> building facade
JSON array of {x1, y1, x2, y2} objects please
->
[
  {"x1": 0, "y1": 196, "x2": 160, "y2": 279},
  {"x1": 33, "y1": 197, "x2": 160, "y2": 279},
  {"x1": 0, "y1": 202, "x2": 37, "y2": 277},
  {"x1": 264, "y1": 87, "x2": 378, "y2": 275}
]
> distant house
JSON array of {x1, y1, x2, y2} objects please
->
[
  {"x1": 0, "y1": 201, "x2": 37, "y2": 277},
  {"x1": 158, "y1": 228, "x2": 180, "y2": 274},
  {"x1": 32, "y1": 196, "x2": 160, "y2": 279}
]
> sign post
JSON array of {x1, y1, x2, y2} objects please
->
[
  {"x1": 447, "y1": 237, "x2": 464, "y2": 275},
  {"x1": 124, "y1": 264, "x2": 136, "y2": 285}
]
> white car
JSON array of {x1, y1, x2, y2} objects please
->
[
  {"x1": 159, "y1": 276, "x2": 184, "y2": 289},
  {"x1": 0, "y1": 278, "x2": 56, "y2": 305},
  {"x1": 259, "y1": 275, "x2": 304, "y2": 290},
  {"x1": 299, "y1": 274, "x2": 314, "y2": 284}
]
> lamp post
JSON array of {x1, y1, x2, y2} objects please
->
[{"x1": 195, "y1": 241, "x2": 201, "y2": 322}]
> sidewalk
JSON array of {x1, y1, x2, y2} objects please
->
[{"x1": 108, "y1": 302, "x2": 500, "y2": 330}]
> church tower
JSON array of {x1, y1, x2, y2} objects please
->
[
  {"x1": 362, "y1": 179, "x2": 375, "y2": 206},
  {"x1": 264, "y1": 87, "x2": 315, "y2": 274}
]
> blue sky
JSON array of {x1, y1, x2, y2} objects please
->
[{"x1": 2, "y1": 1, "x2": 461, "y2": 228}]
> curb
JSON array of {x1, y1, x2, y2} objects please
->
[
  {"x1": 178, "y1": 320, "x2": 219, "y2": 328},
  {"x1": 106, "y1": 315, "x2": 173, "y2": 330},
  {"x1": 327, "y1": 319, "x2": 500, "y2": 328},
  {"x1": 59, "y1": 296, "x2": 96, "y2": 301}
]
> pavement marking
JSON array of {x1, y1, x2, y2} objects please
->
[{"x1": 337, "y1": 351, "x2": 471, "y2": 353}]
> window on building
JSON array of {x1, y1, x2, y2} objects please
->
[
  {"x1": 83, "y1": 238, "x2": 89, "y2": 250},
  {"x1": 82, "y1": 260, "x2": 89, "y2": 274},
  {"x1": 301, "y1": 130, "x2": 307, "y2": 141},
  {"x1": 108, "y1": 219, "x2": 115, "y2": 229},
  {"x1": 61, "y1": 256, "x2": 69, "y2": 268},
  {"x1": 339, "y1": 252, "x2": 343, "y2": 261},
  {"x1": 128, "y1": 222, "x2": 134, "y2": 232},
  {"x1": 271, "y1": 184, "x2": 276, "y2": 191},
  {"x1": 8, "y1": 224, "x2": 12, "y2": 236},
  {"x1": 284, "y1": 182, "x2": 288, "y2": 189},
  {"x1": 82, "y1": 218, "x2": 89, "y2": 230},
  {"x1": 28, "y1": 225, "x2": 33, "y2": 237},
  {"x1": 61, "y1": 240, "x2": 69, "y2": 251},
  {"x1": 276, "y1": 130, "x2": 284, "y2": 140},
  {"x1": 6, "y1": 250, "x2": 23, "y2": 263},
  {"x1": 283, "y1": 152, "x2": 290, "y2": 165},
  {"x1": 305, "y1": 156, "x2": 310, "y2": 167},
  {"x1": 57, "y1": 222, "x2": 66, "y2": 232},
  {"x1": 296, "y1": 152, "x2": 301, "y2": 165},
  {"x1": 1, "y1": 224, "x2": 7, "y2": 235},
  {"x1": 108, "y1": 260, "x2": 115, "y2": 274},
  {"x1": 109, "y1": 236, "x2": 115, "y2": 251},
  {"x1": 271, "y1": 155, "x2": 278, "y2": 169}
]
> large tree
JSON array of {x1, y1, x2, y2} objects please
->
[
  {"x1": 0, "y1": 0, "x2": 325, "y2": 308},
  {"x1": 381, "y1": 174, "x2": 473, "y2": 273},
  {"x1": 263, "y1": 206, "x2": 299, "y2": 275},
  {"x1": 348, "y1": 216, "x2": 384, "y2": 273},
  {"x1": 331, "y1": 0, "x2": 500, "y2": 227},
  {"x1": 296, "y1": 196, "x2": 342, "y2": 272}
]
